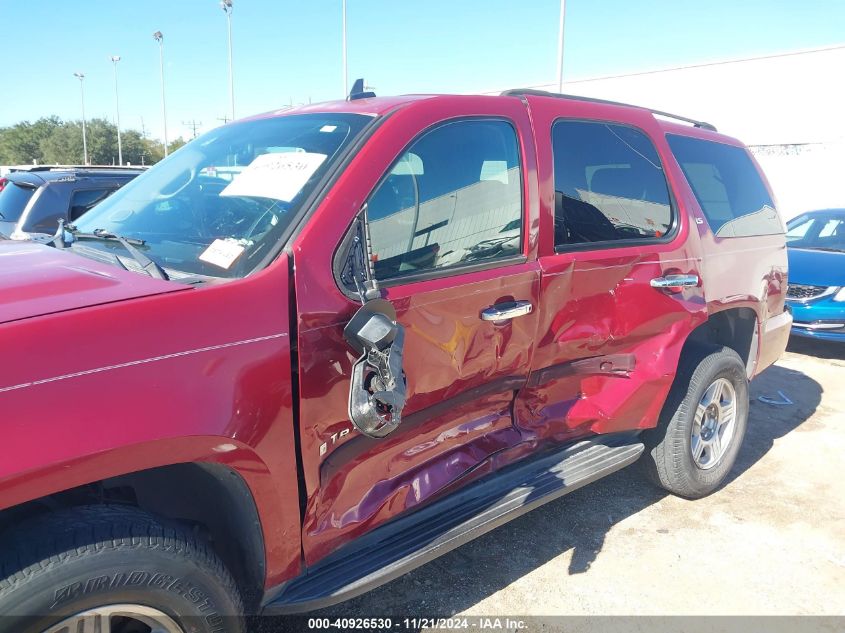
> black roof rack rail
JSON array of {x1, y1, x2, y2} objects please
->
[
  {"x1": 501, "y1": 88, "x2": 717, "y2": 132},
  {"x1": 24, "y1": 165, "x2": 147, "y2": 172}
]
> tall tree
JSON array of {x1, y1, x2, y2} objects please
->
[
  {"x1": 1, "y1": 117, "x2": 174, "y2": 166},
  {"x1": 40, "y1": 123, "x2": 85, "y2": 164},
  {"x1": 167, "y1": 137, "x2": 188, "y2": 154},
  {"x1": 0, "y1": 117, "x2": 62, "y2": 164}
]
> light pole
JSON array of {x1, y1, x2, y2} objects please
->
[
  {"x1": 556, "y1": 0, "x2": 566, "y2": 92},
  {"x1": 221, "y1": 0, "x2": 235, "y2": 121},
  {"x1": 109, "y1": 55, "x2": 123, "y2": 166},
  {"x1": 342, "y1": 0, "x2": 348, "y2": 98},
  {"x1": 73, "y1": 72, "x2": 88, "y2": 165},
  {"x1": 153, "y1": 31, "x2": 169, "y2": 157}
]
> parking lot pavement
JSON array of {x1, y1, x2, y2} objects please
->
[{"x1": 312, "y1": 338, "x2": 845, "y2": 618}]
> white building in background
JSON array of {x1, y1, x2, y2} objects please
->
[{"x1": 486, "y1": 44, "x2": 845, "y2": 219}]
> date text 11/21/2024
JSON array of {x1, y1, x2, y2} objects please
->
[{"x1": 306, "y1": 617, "x2": 528, "y2": 630}]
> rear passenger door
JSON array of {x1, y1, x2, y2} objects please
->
[{"x1": 516, "y1": 96, "x2": 707, "y2": 442}]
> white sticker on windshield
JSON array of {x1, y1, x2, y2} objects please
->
[
  {"x1": 199, "y1": 238, "x2": 246, "y2": 269},
  {"x1": 220, "y1": 151, "x2": 327, "y2": 202}
]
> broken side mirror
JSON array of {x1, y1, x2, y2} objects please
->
[{"x1": 343, "y1": 298, "x2": 407, "y2": 438}]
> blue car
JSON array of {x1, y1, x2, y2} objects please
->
[{"x1": 785, "y1": 208, "x2": 845, "y2": 341}]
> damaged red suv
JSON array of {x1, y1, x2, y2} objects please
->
[{"x1": 0, "y1": 88, "x2": 790, "y2": 632}]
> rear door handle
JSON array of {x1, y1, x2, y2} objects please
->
[
  {"x1": 650, "y1": 274, "x2": 700, "y2": 289},
  {"x1": 481, "y1": 300, "x2": 533, "y2": 322}
]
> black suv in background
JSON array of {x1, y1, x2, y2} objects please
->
[{"x1": 0, "y1": 166, "x2": 143, "y2": 240}]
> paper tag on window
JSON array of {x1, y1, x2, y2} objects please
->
[
  {"x1": 220, "y1": 152, "x2": 327, "y2": 202},
  {"x1": 199, "y1": 239, "x2": 246, "y2": 269}
]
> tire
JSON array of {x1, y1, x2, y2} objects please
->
[
  {"x1": 0, "y1": 505, "x2": 243, "y2": 633},
  {"x1": 643, "y1": 345, "x2": 749, "y2": 499}
]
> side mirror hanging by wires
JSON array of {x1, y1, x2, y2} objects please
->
[{"x1": 341, "y1": 208, "x2": 407, "y2": 438}]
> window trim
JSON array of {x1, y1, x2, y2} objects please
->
[
  {"x1": 333, "y1": 115, "x2": 527, "y2": 296},
  {"x1": 12, "y1": 183, "x2": 46, "y2": 233},
  {"x1": 551, "y1": 117, "x2": 680, "y2": 255}
]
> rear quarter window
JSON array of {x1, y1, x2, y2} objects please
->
[
  {"x1": 69, "y1": 188, "x2": 114, "y2": 221},
  {"x1": 0, "y1": 182, "x2": 37, "y2": 222},
  {"x1": 667, "y1": 134, "x2": 782, "y2": 238}
]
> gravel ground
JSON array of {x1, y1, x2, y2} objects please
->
[{"x1": 305, "y1": 337, "x2": 845, "y2": 620}]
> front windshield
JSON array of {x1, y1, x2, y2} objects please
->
[
  {"x1": 73, "y1": 113, "x2": 371, "y2": 278},
  {"x1": 786, "y1": 213, "x2": 845, "y2": 252}
]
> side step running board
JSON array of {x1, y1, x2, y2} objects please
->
[{"x1": 263, "y1": 434, "x2": 644, "y2": 614}]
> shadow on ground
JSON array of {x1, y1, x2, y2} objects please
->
[
  {"x1": 260, "y1": 361, "x2": 821, "y2": 624},
  {"x1": 727, "y1": 363, "x2": 822, "y2": 486},
  {"x1": 787, "y1": 335, "x2": 845, "y2": 361}
]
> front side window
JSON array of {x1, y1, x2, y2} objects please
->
[
  {"x1": 552, "y1": 121, "x2": 673, "y2": 248},
  {"x1": 667, "y1": 134, "x2": 782, "y2": 238},
  {"x1": 72, "y1": 113, "x2": 371, "y2": 278},
  {"x1": 365, "y1": 119, "x2": 522, "y2": 281}
]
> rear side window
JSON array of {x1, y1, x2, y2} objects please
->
[
  {"x1": 366, "y1": 119, "x2": 522, "y2": 281},
  {"x1": 667, "y1": 135, "x2": 782, "y2": 237},
  {"x1": 0, "y1": 182, "x2": 37, "y2": 222},
  {"x1": 552, "y1": 121, "x2": 673, "y2": 248},
  {"x1": 69, "y1": 188, "x2": 113, "y2": 221}
]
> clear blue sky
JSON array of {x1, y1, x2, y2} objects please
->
[{"x1": 2, "y1": 0, "x2": 843, "y2": 142}]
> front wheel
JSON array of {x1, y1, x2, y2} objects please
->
[
  {"x1": 643, "y1": 345, "x2": 750, "y2": 499},
  {"x1": 0, "y1": 505, "x2": 244, "y2": 633}
]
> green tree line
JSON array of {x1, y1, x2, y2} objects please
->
[{"x1": 0, "y1": 117, "x2": 186, "y2": 166}]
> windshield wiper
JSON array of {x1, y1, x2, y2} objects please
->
[{"x1": 68, "y1": 226, "x2": 169, "y2": 281}]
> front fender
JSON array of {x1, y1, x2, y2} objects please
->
[{"x1": 0, "y1": 255, "x2": 302, "y2": 588}]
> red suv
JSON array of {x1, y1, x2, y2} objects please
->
[{"x1": 0, "y1": 90, "x2": 791, "y2": 632}]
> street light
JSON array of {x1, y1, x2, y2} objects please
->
[
  {"x1": 109, "y1": 55, "x2": 123, "y2": 166},
  {"x1": 220, "y1": 0, "x2": 235, "y2": 121},
  {"x1": 342, "y1": 0, "x2": 348, "y2": 98},
  {"x1": 73, "y1": 72, "x2": 88, "y2": 165},
  {"x1": 153, "y1": 31, "x2": 169, "y2": 157},
  {"x1": 556, "y1": 0, "x2": 566, "y2": 92}
]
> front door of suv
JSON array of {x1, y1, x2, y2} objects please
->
[
  {"x1": 516, "y1": 96, "x2": 707, "y2": 443},
  {"x1": 292, "y1": 98, "x2": 541, "y2": 563}
]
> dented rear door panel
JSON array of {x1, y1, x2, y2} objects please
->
[{"x1": 515, "y1": 96, "x2": 708, "y2": 442}]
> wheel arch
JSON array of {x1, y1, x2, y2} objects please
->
[
  {"x1": 108, "y1": 462, "x2": 266, "y2": 612},
  {"x1": 0, "y1": 439, "x2": 289, "y2": 613},
  {"x1": 682, "y1": 305, "x2": 759, "y2": 378}
]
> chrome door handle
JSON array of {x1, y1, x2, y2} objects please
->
[
  {"x1": 481, "y1": 300, "x2": 533, "y2": 322},
  {"x1": 650, "y1": 274, "x2": 700, "y2": 289}
]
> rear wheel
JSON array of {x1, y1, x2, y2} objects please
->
[
  {"x1": 0, "y1": 505, "x2": 243, "y2": 633},
  {"x1": 42, "y1": 604, "x2": 184, "y2": 633},
  {"x1": 643, "y1": 345, "x2": 749, "y2": 498}
]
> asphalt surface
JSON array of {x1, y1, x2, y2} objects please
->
[{"x1": 301, "y1": 336, "x2": 845, "y2": 624}]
